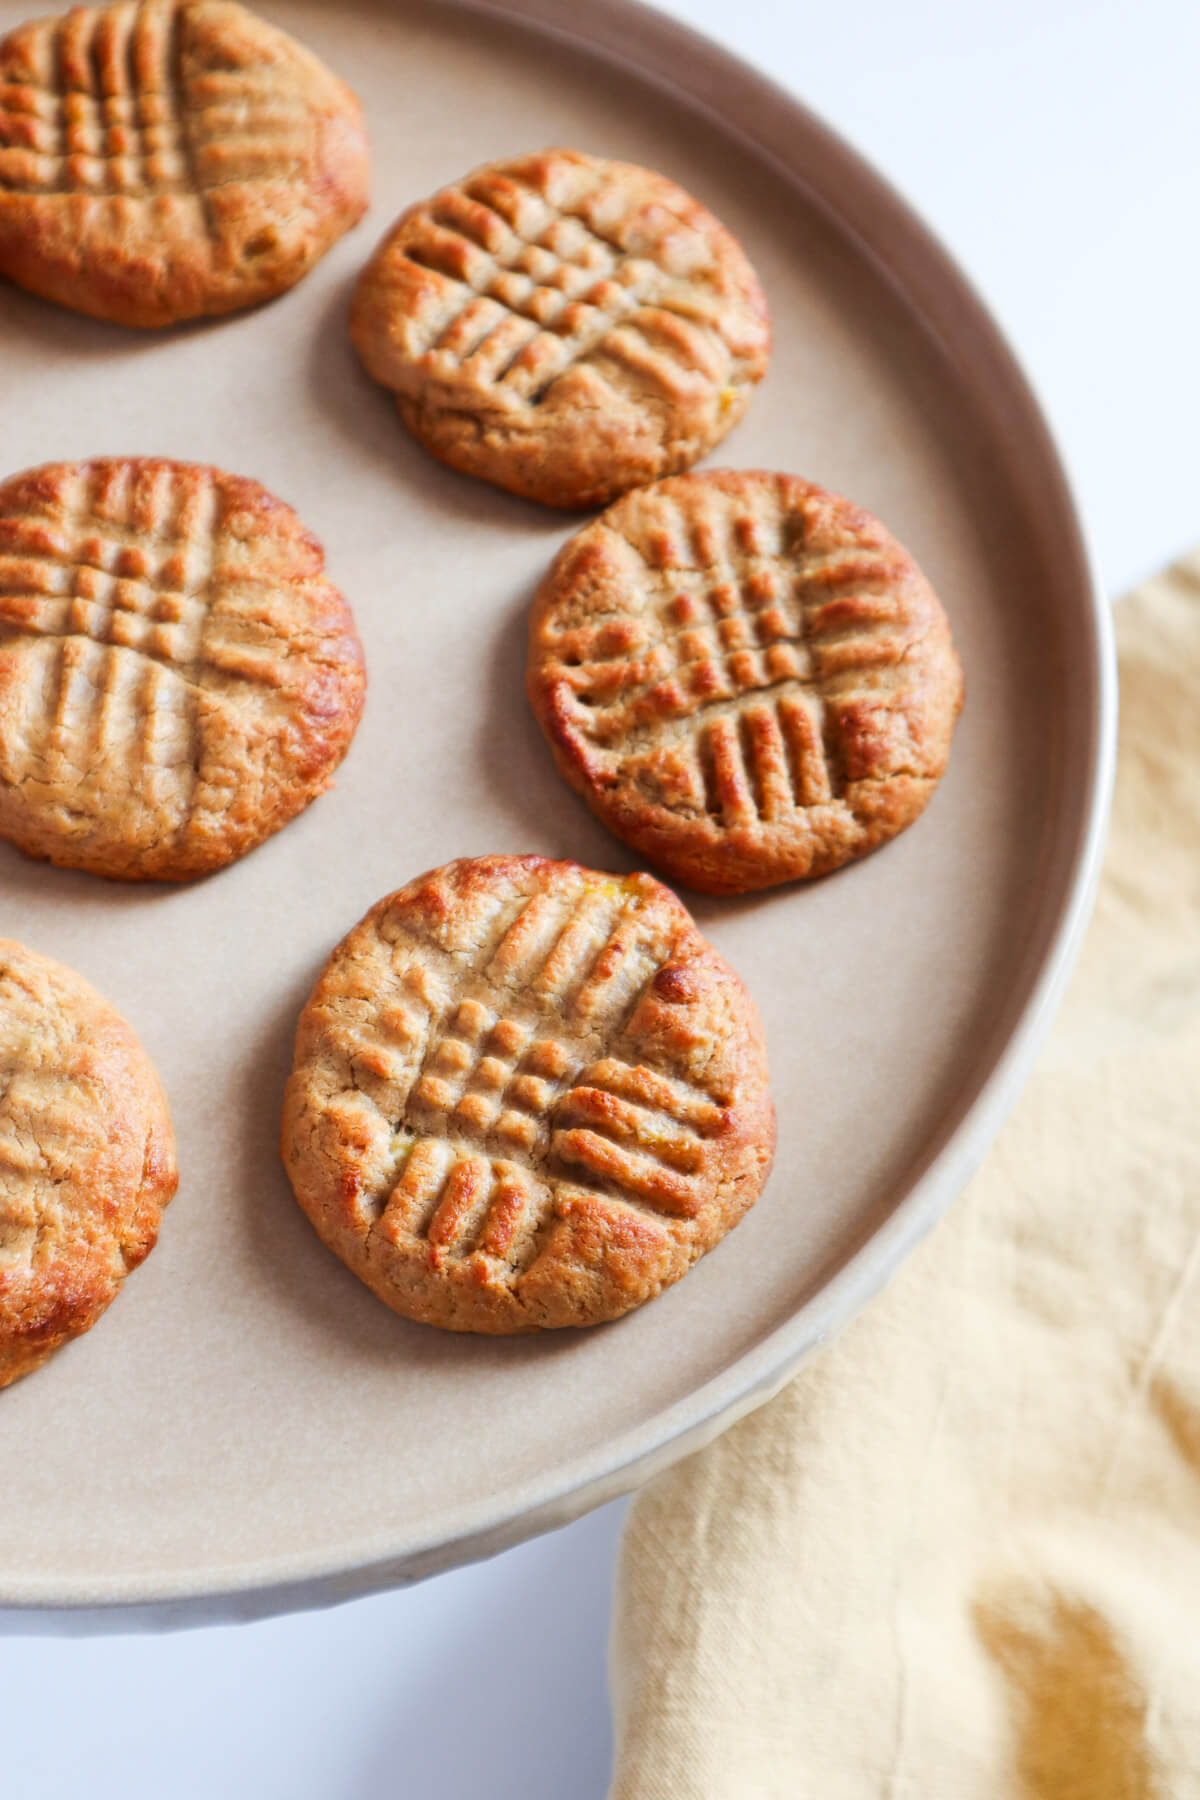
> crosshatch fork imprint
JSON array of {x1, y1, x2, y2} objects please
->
[
  {"x1": 282, "y1": 856, "x2": 776, "y2": 1333},
  {"x1": 529, "y1": 469, "x2": 965, "y2": 893},
  {"x1": 350, "y1": 148, "x2": 771, "y2": 508},
  {"x1": 1, "y1": 0, "x2": 208, "y2": 201},
  {"x1": 0, "y1": 457, "x2": 365, "y2": 880},
  {"x1": 0, "y1": 0, "x2": 369, "y2": 325}
]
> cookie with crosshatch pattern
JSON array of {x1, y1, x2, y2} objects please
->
[
  {"x1": 0, "y1": 0, "x2": 368, "y2": 328},
  {"x1": 0, "y1": 938, "x2": 178, "y2": 1387},
  {"x1": 349, "y1": 148, "x2": 769, "y2": 510},
  {"x1": 281, "y1": 856, "x2": 775, "y2": 1332},
  {"x1": 0, "y1": 457, "x2": 365, "y2": 879},
  {"x1": 527, "y1": 470, "x2": 964, "y2": 893}
]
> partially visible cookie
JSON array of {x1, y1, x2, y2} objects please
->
[
  {"x1": 281, "y1": 855, "x2": 775, "y2": 1332},
  {"x1": 0, "y1": 457, "x2": 366, "y2": 881},
  {"x1": 0, "y1": 939, "x2": 178, "y2": 1388},
  {"x1": 350, "y1": 148, "x2": 769, "y2": 510},
  {"x1": 528, "y1": 470, "x2": 964, "y2": 893},
  {"x1": 0, "y1": 0, "x2": 369, "y2": 328}
]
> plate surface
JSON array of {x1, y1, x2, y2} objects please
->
[{"x1": 0, "y1": 0, "x2": 1113, "y2": 1614}]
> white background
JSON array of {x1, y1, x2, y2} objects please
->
[{"x1": 4, "y1": 1, "x2": 1199, "y2": 1793}]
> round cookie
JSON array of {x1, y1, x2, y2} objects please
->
[
  {"x1": 281, "y1": 855, "x2": 775, "y2": 1332},
  {"x1": 0, "y1": 939, "x2": 178, "y2": 1387},
  {"x1": 0, "y1": 456, "x2": 366, "y2": 881},
  {"x1": 527, "y1": 470, "x2": 965, "y2": 893},
  {"x1": 349, "y1": 148, "x2": 769, "y2": 510},
  {"x1": 0, "y1": 0, "x2": 369, "y2": 329}
]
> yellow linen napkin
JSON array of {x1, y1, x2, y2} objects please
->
[{"x1": 608, "y1": 558, "x2": 1200, "y2": 1799}]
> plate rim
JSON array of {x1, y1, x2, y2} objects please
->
[{"x1": 0, "y1": 0, "x2": 1117, "y2": 1623}]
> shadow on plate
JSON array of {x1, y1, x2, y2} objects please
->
[
  {"x1": 0, "y1": 838, "x2": 192, "y2": 924},
  {"x1": 305, "y1": 270, "x2": 581, "y2": 542},
  {"x1": 0, "y1": 271, "x2": 259, "y2": 366}
]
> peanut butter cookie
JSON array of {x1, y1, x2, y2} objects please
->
[
  {"x1": 350, "y1": 149, "x2": 769, "y2": 509},
  {"x1": 0, "y1": 457, "x2": 366, "y2": 880},
  {"x1": 528, "y1": 470, "x2": 964, "y2": 892},
  {"x1": 281, "y1": 855, "x2": 775, "y2": 1332},
  {"x1": 0, "y1": 0, "x2": 369, "y2": 327},
  {"x1": 0, "y1": 939, "x2": 178, "y2": 1387}
]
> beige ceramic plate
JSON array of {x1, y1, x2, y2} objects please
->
[{"x1": 0, "y1": 0, "x2": 1113, "y2": 1618}]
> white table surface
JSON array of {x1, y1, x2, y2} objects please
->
[{"x1": 4, "y1": 2, "x2": 1198, "y2": 1793}]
